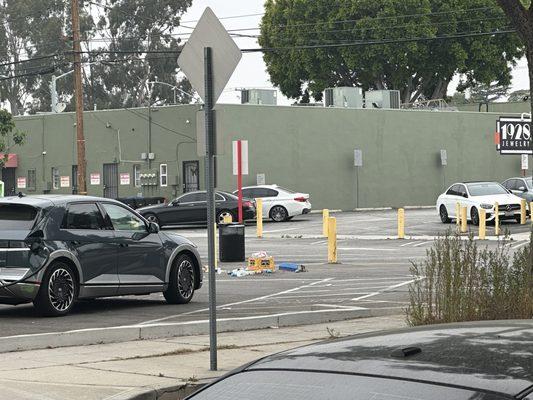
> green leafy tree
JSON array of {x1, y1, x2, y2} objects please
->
[
  {"x1": 469, "y1": 82, "x2": 510, "y2": 103},
  {"x1": 260, "y1": 0, "x2": 524, "y2": 103},
  {"x1": 0, "y1": 109, "x2": 25, "y2": 166},
  {"x1": 496, "y1": 0, "x2": 533, "y2": 118}
]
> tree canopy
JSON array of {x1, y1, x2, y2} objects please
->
[
  {"x1": 0, "y1": 109, "x2": 25, "y2": 166},
  {"x1": 0, "y1": 0, "x2": 192, "y2": 115},
  {"x1": 259, "y1": 0, "x2": 525, "y2": 104}
]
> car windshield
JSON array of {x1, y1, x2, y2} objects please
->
[
  {"x1": 189, "y1": 370, "x2": 505, "y2": 400},
  {"x1": 467, "y1": 183, "x2": 508, "y2": 196},
  {"x1": 0, "y1": 204, "x2": 38, "y2": 230}
]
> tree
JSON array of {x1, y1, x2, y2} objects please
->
[
  {"x1": 469, "y1": 82, "x2": 510, "y2": 103},
  {"x1": 0, "y1": 109, "x2": 25, "y2": 166},
  {"x1": 495, "y1": 0, "x2": 533, "y2": 118},
  {"x1": 0, "y1": 0, "x2": 192, "y2": 114},
  {"x1": 0, "y1": 0, "x2": 69, "y2": 115},
  {"x1": 260, "y1": 0, "x2": 525, "y2": 103}
]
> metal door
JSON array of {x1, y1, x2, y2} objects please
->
[
  {"x1": 1, "y1": 168, "x2": 16, "y2": 196},
  {"x1": 183, "y1": 161, "x2": 199, "y2": 193},
  {"x1": 103, "y1": 163, "x2": 118, "y2": 198},
  {"x1": 72, "y1": 165, "x2": 78, "y2": 194}
]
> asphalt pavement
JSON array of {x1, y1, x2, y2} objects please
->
[{"x1": 0, "y1": 209, "x2": 529, "y2": 341}]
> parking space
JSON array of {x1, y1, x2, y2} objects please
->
[{"x1": 0, "y1": 209, "x2": 528, "y2": 339}]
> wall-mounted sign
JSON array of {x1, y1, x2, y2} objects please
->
[
  {"x1": 16, "y1": 177, "x2": 26, "y2": 189},
  {"x1": 256, "y1": 173, "x2": 266, "y2": 186},
  {"x1": 440, "y1": 149, "x2": 448, "y2": 166},
  {"x1": 354, "y1": 149, "x2": 363, "y2": 167},
  {"x1": 90, "y1": 173, "x2": 101, "y2": 185},
  {"x1": 60, "y1": 176, "x2": 70, "y2": 188},
  {"x1": 496, "y1": 116, "x2": 531, "y2": 155},
  {"x1": 120, "y1": 173, "x2": 130, "y2": 185},
  {"x1": 522, "y1": 154, "x2": 529, "y2": 170}
]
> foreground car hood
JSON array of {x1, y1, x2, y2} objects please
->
[
  {"x1": 471, "y1": 194, "x2": 522, "y2": 204},
  {"x1": 160, "y1": 231, "x2": 197, "y2": 247}
]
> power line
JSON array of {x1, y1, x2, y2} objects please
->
[
  {"x1": 241, "y1": 29, "x2": 517, "y2": 53},
  {"x1": 0, "y1": 54, "x2": 59, "y2": 68}
]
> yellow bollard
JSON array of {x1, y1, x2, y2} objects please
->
[
  {"x1": 530, "y1": 202, "x2": 533, "y2": 222},
  {"x1": 520, "y1": 199, "x2": 527, "y2": 224},
  {"x1": 456, "y1": 202, "x2": 461, "y2": 231},
  {"x1": 327, "y1": 217, "x2": 337, "y2": 264},
  {"x1": 494, "y1": 202, "x2": 500, "y2": 236},
  {"x1": 397, "y1": 208, "x2": 405, "y2": 239},
  {"x1": 479, "y1": 209, "x2": 486, "y2": 240},
  {"x1": 323, "y1": 209, "x2": 330, "y2": 237},
  {"x1": 223, "y1": 214, "x2": 233, "y2": 224},
  {"x1": 460, "y1": 206, "x2": 468, "y2": 233},
  {"x1": 256, "y1": 198, "x2": 263, "y2": 238}
]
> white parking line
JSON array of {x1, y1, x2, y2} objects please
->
[
  {"x1": 400, "y1": 241, "x2": 417, "y2": 247},
  {"x1": 351, "y1": 278, "x2": 419, "y2": 301},
  {"x1": 263, "y1": 227, "x2": 303, "y2": 233},
  {"x1": 413, "y1": 240, "x2": 433, "y2": 247},
  {"x1": 511, "y1": 241, "x2": 529, "y2": 250},
  {"x1": 138, "y1": 277, "x2": 334, "y2": 325},
  {"x1": 337, "y1": 247, "x2": 396, "y2": 251}
]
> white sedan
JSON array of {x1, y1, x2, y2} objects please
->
[
  {"x1": 234, "y1": 185, "x2": 311, "y2": 222},
  {"x1": 436, "y1": 181, "x2": 523, "y2": 225}
]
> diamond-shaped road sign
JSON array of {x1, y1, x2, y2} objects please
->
[{"x1": 177, "y1": 7, "x2": 242, "y2": 103}]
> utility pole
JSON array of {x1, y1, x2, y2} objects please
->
[{"x1": 72, "y1": 0, "x2": 87, "y2": 195}]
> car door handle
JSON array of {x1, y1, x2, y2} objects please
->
[
  {"x1": 70, "y1": 240, "x2": 81, "y2": 246},
  {"x1": 118, "y1": 243, "x2": 129, "y2": 248}
]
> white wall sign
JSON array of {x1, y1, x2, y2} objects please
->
[
  {"x1": 257, "y1": 173, "x2": 266, "y2": 185},
  {"x1": 354, "y1": 149, "x2": 363, "y2": 167},
  {"x1": 60, "y1": 176, "x2": 70, "y2": 188},
  {"x1": 90, "y1": 173, "x2": 101, "y2": 185},
  {"x1": 120, "y1": 173, "x2": 131, "y2": 185},
  {"x1": 521, "y1": 154, "x2": 528, "y2": 170},
  {"x1": 16, "y1": 177, "x2": 26, "y2": 189},
  {"x1": 232, "y1": 140, "x2": 249, "y2": 175}
]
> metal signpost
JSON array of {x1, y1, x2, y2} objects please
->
[{"x1": 178, "y1": 7, "x2": 242, "y2": 371}]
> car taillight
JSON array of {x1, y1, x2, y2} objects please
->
[{"x1": 294, "y1": 197, "x2": 307, "y2": 202}]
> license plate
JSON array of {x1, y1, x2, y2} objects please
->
[{"x1": 505, "y1": 211, "x2": 514, "y2": 217}]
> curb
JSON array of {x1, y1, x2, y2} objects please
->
[
  {"x1": 110, "y1": 383, "x2": 203, "y2": 400},
  {"x1": 0, "y1": 307, "x2": 402, "y2": 354}
]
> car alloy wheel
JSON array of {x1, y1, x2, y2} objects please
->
[
  {"x1": 145, "y1": 214, "x2": 160, "y2": 225},
  {"x1": 177, "y1": 259, "x2": 195, "y2": 300},
  {"x1": 439, "y1": 205, "x2": 450, "y2": 223},
  {"x1": 217, "y1": 210, "x2": 233, "y2": 224},
  {"x1": 48, "y1": 268, "x2": 75, "y2": 312},
  {"x1": 270, "y1": 206, "x2": 288, "y2": 222},
  {"x1": 471, "y1": 207, "x2": 479, "y2": 226}
]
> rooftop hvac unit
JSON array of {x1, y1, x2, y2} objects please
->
[
  {"x1": 241, "y1": 89, "x2": 277, "y2": 105},
  {"x1": 365, "y1": 90, "x2": 401, "y2": 109},
  {"x1": 324, "y1": 87, "x2": 364, "y2": 108}
]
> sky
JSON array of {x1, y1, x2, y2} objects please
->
[{"x1": 179, "y1": 0, "x2": 530, "y2": 105}]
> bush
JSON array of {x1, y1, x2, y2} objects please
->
[{"x1": 407, "y1": 232, "x2": 532, "y2": 326}]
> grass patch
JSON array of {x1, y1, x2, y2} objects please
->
[{"x1": 407, "y1": 232, "x2": 532, "y2": 326}]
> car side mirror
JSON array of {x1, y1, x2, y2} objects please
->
[
  {"x1": 518, "y1": 186, "x2": 527, "y2": 192},
  {"x1": 463, "y1": 193, "x2": 468, "y2": 198},
  {"x1": 148, "y1": 222, "x2": 160, "y2": 233}
]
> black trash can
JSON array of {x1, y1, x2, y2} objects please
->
[{"x1": 219, "y1": 223, "x2": 245, "y2": 262}]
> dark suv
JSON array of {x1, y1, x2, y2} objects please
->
[{"x1": 0, "y1": 195, "x2": 202, "y2": 316}]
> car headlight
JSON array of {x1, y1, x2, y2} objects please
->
[{"x1": 480, "y1": 203, "x2": 493, "y2": 210}]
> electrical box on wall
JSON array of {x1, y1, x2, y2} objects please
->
[{"x1": 139, "y1": 170, "x2": 159, "y2": 186}]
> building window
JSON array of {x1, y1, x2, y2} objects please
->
[
  {"x1": 160, "y1": 164, "x2": 168, "y2": 187},
  {"x1": 27, "y1": 169, "x2": 36, "y2": 191},
  {"x1": 52, "y1": 167, "x2": 60, "y2": 190},
  {"x1": 133, "y1": 164, "x2": 141, "y2": 187}
]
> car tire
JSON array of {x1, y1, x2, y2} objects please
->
[
  {"x1": 270, "y1": 205, "x2": 288, "y2": 222},
  {"x1": 33, "y1": 262, "x2": 77, "y2": 317},
  {"x1": 471, "y1": 207, "x2": 479, "y2": 226},
  {"x1": 164, "y1": 253, "x2": 196, "y2": 304},
  {"x1": 217, "y1": 210, "x2": 235, "y2": 224},
  {"x1": 439, "y1": 205, "x2": 451, "y2": 223},
  {"x1": 144, "y1": 213, "x2": 161, "y2": 227}
]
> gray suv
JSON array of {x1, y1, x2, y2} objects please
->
[
  {"x1": 502, "y1": 177, "x2": 533, "y2": 202},
  {"x1": 0, "y1": 195, "x2": 202, "y2": 316}
]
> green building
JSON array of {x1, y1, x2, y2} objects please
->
[{"x1": 7, "y1": 104, "x2": 530, "y2": 210}]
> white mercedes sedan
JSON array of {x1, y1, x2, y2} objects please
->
[{"x1": 436, "y1": 181, "x2": 523, "y2": 225}]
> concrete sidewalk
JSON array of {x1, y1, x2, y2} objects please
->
[{"x1": 0, "y1": 315, "x2": 406, "y2": 400}]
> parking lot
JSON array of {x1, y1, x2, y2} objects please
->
[{"x1": 0, "y1": 209, "x2": 529, "y2": 339}]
